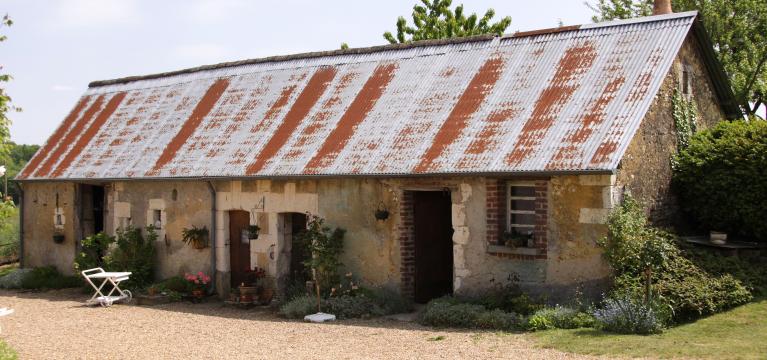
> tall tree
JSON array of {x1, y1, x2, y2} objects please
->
[
  {"x1": 383, "y1": 0, "x2": 511, "y2": 44},
  {"x1": 0, "y1": 15, "x2": 17, "y2": 157},
  {"x1": 587, "y1": 0, "x2": 767, "y2": 118}
]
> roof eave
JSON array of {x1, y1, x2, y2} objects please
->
[{"x1": 15, "y1": 169, "x2": 616, "y2": 183}]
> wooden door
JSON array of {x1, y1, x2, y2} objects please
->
[
  {"x1": 229, "y1": 210, "x2": 251, "y2": 287},
  {"x1": 413, "y1": 191, "x2": 454, "y2": 303}
]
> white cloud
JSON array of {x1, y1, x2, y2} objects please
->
[
  {"x1": 55, "y1": 0, "x2": 140, "y2": 28},
  {"x1": 51, "y1": 84, "x2": 75, "y2": 92},
  {"x1": 170, "y1": 43, "x2": 230, "y2": 64}
]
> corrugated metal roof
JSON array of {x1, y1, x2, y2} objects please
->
[{"x1": 19, "y1": 12, "x2": 700, "y2": 181}]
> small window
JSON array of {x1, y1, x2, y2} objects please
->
[
  {"x1": 504, "y1": 182, "x2": 537, "y2": 248},
  {"x1": 171, "y1": 189, "x2": 178, "y2": 201},
  {"x1": 681, "y1": 64, "x2": 692, "y2": 97},
  {"x1": 153, "y1": 209, "x2": 163, "y2": 229}
]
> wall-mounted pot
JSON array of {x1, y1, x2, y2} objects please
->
[{"x1": 53, "y1": 234, "x2": 65, "y2": 244}]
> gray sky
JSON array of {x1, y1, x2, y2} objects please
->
[{"x1": 3, "y1": 0, "x2": 597, "y2": 145}]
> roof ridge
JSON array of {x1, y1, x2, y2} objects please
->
[{"x1": 88, "y1": 11, "x2": 699, "y2": 89}]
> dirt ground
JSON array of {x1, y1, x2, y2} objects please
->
[{"x1": 0, "y1": 289, "x2": 597, "y2": 359}]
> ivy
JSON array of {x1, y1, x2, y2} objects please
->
[{"x1": 671, "y1": 89, "x2": 698, "y2": 150}]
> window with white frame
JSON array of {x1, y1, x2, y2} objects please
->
[{"x1": 504, "y1": 181, "x2": 536, "y2": 248}]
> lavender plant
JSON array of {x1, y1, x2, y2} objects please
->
[{"x1": 594, "y1": 295, "x2": 664, "y2": 334}]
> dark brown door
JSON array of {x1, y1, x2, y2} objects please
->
[
  {"x1": 229, "y1": 210, "x2": 251, "y2": 287},
  {"x1": 288, "y1": 213, "x2": 309, "y2": 284},
  {"x1": 413, "y1": 191, "x2": 454, "y2": 303}
]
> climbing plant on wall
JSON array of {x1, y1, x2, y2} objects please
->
[{"x1": 671, "y1": 89, "x2": 698, "y2": 149}]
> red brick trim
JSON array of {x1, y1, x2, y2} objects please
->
[
  {"x1": 487, "y1": 179, "x2": 548, "y2": 260},
  {"x1": 399, "y1": 191, "x2": 415, "y2": 299}
]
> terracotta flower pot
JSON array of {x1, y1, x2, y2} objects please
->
[
  {"x1": 191, "y1": 289, "x2": 204, "y2": 299},
  {"x1": 259, "y1": 288, "x2": 274, "y2": 305}
]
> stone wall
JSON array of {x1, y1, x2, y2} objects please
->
[
  {"x1": 21, "y1": 176, "x2": 615, "y2": 302},
  {"x1": 616, "y1": 34, "x2": 728, "y2": 228},
  {"x1": 20, "y1": 182, "x2": 78, "y2": 274},
  {"x1": 108, "y1": 181, "x2": 213, "y2": 281}
]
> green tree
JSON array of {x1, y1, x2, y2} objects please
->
[
  {"x1": 0, "y1": 15, "x2": 18, "y2": 158},
  {"x1": 383, "y1": 0, "x2": 511, "y2": 44},
  {"x1": 587, "y1": 0, "x2": 767, "y2": 118},
  {"x1": 1, "y1": 143, "x2": 40, "y2": 202}
]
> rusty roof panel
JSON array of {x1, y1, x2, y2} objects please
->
[{"x1": 19, "y1": 12, "x2": 698, "y2": 180}]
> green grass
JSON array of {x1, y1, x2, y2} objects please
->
[
  {"x1": 532, "y1": 299, "x2": 767, "y2": 359},
  {"x1": 0, "y1": 263, "x2": 17, "y2": 278},
  {"x1": 0, "y1": 339, "x2": 17, "y2": 360}
]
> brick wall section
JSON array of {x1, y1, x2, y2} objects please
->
[
  {"x1": 487, "y1": 179, "x2": 548, "y2": 260},
  {"x1": 399, "y1": 191, "x2": 415, "y2": 299},
  {"x1": 485, "y1": 179, "x2": 503, "y2": 246}
]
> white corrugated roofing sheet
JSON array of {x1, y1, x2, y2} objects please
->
[{"x1": 19, "y1": 12, "x2": 697, "y2": 180}]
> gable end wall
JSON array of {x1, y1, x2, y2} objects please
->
[{"x1": 617, "y1": 33, "x2": 727, "y2": 228}]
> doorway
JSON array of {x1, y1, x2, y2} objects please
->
[
  {"x1": 79, "y1": 184, "x2": 105, "y2": 239},
  {"x1": 277, "y1": 212, "x2": 308, "y2": 296},
  {"x1": 229, "y1": 210, "x2": 251, "y2": 287},
  {"x1": 413, "y1": 190, "x2": 454, "y2": 303}
]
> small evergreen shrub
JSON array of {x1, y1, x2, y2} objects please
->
[
  {"x1": 474, "y1": 283, "x2": 544, "y2": 315},
  {"x1": 369, "y1": 287, "x2": 413, "y2": 314},
  {"x1": 279, "y1": 289, "x2": 411, "y2": 320},
  {"x1": 672, "y1": 120, "x2": 767, "y2": 241},
  {"x1": 105, "y1": 226, "x2": 157, "y2": 289},
  {"x1": 158, "y1": 276, "x2": 189, "y2": 293},
  {"x1": 18, "y1": 266, "x2": 81, "y2": 290},
  {"x1": 474, "y1": 309, "x2": 523, "y2": 330},
  {"x1": 419, "y1": 297, "x2": 523, "y2": 331},
  {"x1": 593, "y1": 295, "x2": 665, "y2": 334},
  {"x1": 527, "y1": 306, "x2": 595, "y2": 331},
  {"x1": 325, "y1": 295, "x2": 385, "y2": 319},
  {"x1": 280, "y1": 295, "x2": 318, "y2": 319}
]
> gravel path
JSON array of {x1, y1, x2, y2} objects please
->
[{"x1": 0, "y1": 289, "x2": 598, "y2": 359}]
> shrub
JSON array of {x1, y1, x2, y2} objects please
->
[
  {"x1": 682, "y1": 245, "x2": 767, "y2": 297},
  {"x1": 18, "y1": 266, "x2": 81, "y2": 290},
  {"x1": 0, "y1": 268, "x2": 31, "y2": 289},
  {"x1": 368, "y1": 287, "x2": 413, "y2": 314},
  {"x1": 158, "y1": 276, "x2": 190, "y2": 293},
  {"x1": 298, "y1": 215, "x2": 345, "y2": 296},
  {"x1": 104, "y1": 226, "x2": 157, "y2": 289},
  {"x1": 325, "y1": 295, "x2": 385, "y2": 319},
  {"x1": 600, "y1": 195, "x2": 752, "y2": 321},
  {"x1": 475, "y1": 309, "x2": 523, "y2": 330},
  {"x1": 473, "y1": 283, "x2": 544, "y2": 315},
  {"x1": 527, "y1": 306, "x2": 595, "y2": 331},
  {"x1": 672, "y1": 120, "x2": 767, "y2": 241},
  {"x1": 280, "y1": 295, "x2": 319, "y2": 319},
  {"x1": 419, "y1": 297, "x2": 522, "y2": 331},
  {"x1": 73, "y1": 232, "x2": 115, "y2": 274},
  {"x1": 420, "y1": 300, "x2": 486, "y2": 328},
  {"x1": 593, "y1": 295, "x2": 665, "y2": 334}
]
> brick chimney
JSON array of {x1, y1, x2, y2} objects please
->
[{"x1": 653, "y1": 0, "x2": 673, "y2": 15}]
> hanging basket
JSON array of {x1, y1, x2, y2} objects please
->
[{"x1": 374, "y1": 201, "x2": 389, "y2": 221}]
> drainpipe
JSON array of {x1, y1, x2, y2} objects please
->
[
  {"x1": 18, "y1": 184, "x2": 24, "y2": 268},
  {"x1": 206, "y1": 181, "x2": 217, "y2": 295}
]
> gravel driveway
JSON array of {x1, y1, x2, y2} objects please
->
[{"x1": 0, "y1": 289, "x2": 596, "y2": 359}]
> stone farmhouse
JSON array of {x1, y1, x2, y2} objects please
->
[{"x1": 16, "y1": 8, "x2": 740, "y2": 302}]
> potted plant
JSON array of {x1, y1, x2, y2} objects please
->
[
  {"x1": 258, "y1": 275, "x2": 275, "y2": 305},
  {"x1": 184, "y1": 272, "x2": 211, "y2": 302},
  {"x1": 502, "y1": 231, "x2": 526, "y2": 248},
  {"x1": 247, "y1": 225, "x2": 260, "y2": 240},
  {"x1": 182, "y1": 226, "x2": 209, "y2": 249},
  {"x1": 239, "y1": 266, "x2": 265, "y2": 303}
]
